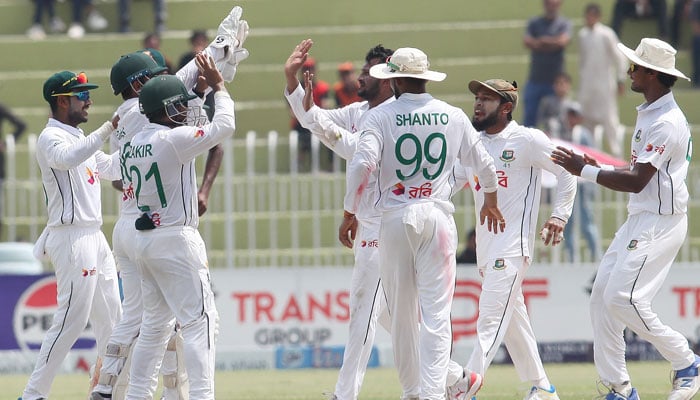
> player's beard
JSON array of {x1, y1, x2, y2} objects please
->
[
  {"x1": 471, "y1": 110, "x2": 499, "y2": 131},
  {"x1": 358, "y1": 79, "x2": 379, "y2": 101}
]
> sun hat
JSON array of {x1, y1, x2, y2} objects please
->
[
  {"x1": 617, "y1": 38, "x2": 690, "y2": 81},
  {"x1": 369, "y1": 47, "x2": 446, "y2": 82},
  {"x1": 468, "y1": 79, "x2": 518, "y2": 108},
  {"x1": 43, "y1": 71, "x2": 98, "y2": 103}
]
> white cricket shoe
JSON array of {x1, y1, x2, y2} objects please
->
[
  {"x1": 87, "y1": 10, "x2": 108, "y2": 30},
  {"x1": 668, "y1": 355, "x2": 700, "y2": 400},
  {"x1": 67, "y1": 23, "x2": 85, "y2": 39},
  {"x1": 49, "y1": 16, "x2": 66, "y2": 33},
  {"x1": 524, "y1": 384, "x2": 560, "y2": 400},
  {"x1": 26, "y1": 24, "x2": 46, "y2": 40},
  {"x1": 446, "y1": 369, "x2": 483, "y2": 400}
]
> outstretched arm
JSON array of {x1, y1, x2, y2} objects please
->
[{"x1": 198, "y1": 144, "x2": 223, "y2": 216}]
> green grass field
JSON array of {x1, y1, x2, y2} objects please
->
[{"x1": 1, "y1": 361, "x2": 679, "y2": 399}]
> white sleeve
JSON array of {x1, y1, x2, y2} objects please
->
[
  {"x1": 96, "y1": 150, "x2": 121, "y2": 181},
  {"x1": 458, "y1": 121, "x2": 497, "y2": 193},
  {"x1": 171, "y1": 90, "x2": 236, "y2": 163},
  {"x1": 344, "y1": 127, "x2": 381, "y2": 214},
  {"x1": 175, "y1": 56, "x2": 199, "y2": 91},
  {"x1": 39, "y1": 128, "x2": 107, "y2": 171},
  {"x1": 284, "y1": 83, "x2": 359, "y2": 160},
  {"x1": 532, "y1": 130, "x2": 576, "y2": 221}
]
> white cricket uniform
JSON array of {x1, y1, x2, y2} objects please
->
[
  {"x1": 591, "y1": 92, "x2": 696, "y2": 385},
  {"x1": 101, "y1": 88, "x2": 209, "y2": 400},
  {"x1": 578, "y1": 21, "x2": 628, "y2": 156},
  {"x1": 22, "y1": 119, "x2": 122, "y2": 400},
  {"x1": 124, "y1": 90, "x2": 235, "y2": 400},
  {"x1": 462, "y1": 121, "x2": 576, "y2": 382},
  {"x1": 345, "y1": 93, "x2": 497, "y2": 400},
  {"x1": 286, "y1": 83, "x2": 389, "y2": 400}
]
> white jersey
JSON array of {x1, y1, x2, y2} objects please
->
[
  {"x1": 113, "y1": 97, "x2": 146, "y2": 219},
  {"x1": 36, "y1": 118, "x2": 120, "y2": 227},
  {"x1": 578, "y1": 22, "x2": 627, "y2": 121},
  {"x1": 125, "y1": 91, "x2": 235, "y2": 229},
  {"x1": 345, "y1": 92, "x2": 497, "y2": 214},
  {"x1": 628, "y1": 92, "x2": 690, "y2": 215},
  {"x1": 285, "y1": 83, "x2": 394, "y2": 224},
  {"x1": 464, "y1": 121, "x2": 576, "y2": 263}
]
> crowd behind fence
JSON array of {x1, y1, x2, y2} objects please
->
[{"x1": 4, "y1": 131, "x2": 700, "y2": 268}]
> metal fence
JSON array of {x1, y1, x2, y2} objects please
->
[{"x1": 4, "y1": 131, "x2": 700, "y2": 268}]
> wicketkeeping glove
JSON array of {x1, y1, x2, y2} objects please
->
[{"x1": 209, "y1": 6, "x2": 250, "y2": 82}]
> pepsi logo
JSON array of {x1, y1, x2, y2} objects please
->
[{"x1": 13, "y1": 276, "x2": 96, "y2": 351}]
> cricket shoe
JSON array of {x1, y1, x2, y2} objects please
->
[
  {"x1": 446, "y1": 369, "x2": 483, "y2": 400},
  {"x1": 524, "y1": 384, "x2": 560, "y2": 400},
  {"x1": 90, "y1": 391, "x2": 112, "y2": 399},
  {"x1": 668, "y1": 355, "x2": 700, "y2": 400},
  {"x1": 598, "y1": 381, "x2": 640, "y2": 400}
]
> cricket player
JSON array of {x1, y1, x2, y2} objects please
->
[
  {"x1": 552, "y1": 37, "x2": 700, "y2": 400},
  {"x1": 462, "y1": 78, "x2": 576, "y2": 400},
  {"x1": 284, "y1": 39, "x2": 394, "y2": 400},
  {"x1": 123, "y1": 53, "x2": 233, "y2": 400},
  {"x1": 20, "y1": 71, "x2": 122, "y2": 400},
  {"x1": 342, "y1": 47, "x2": 504, "y2": 400}
]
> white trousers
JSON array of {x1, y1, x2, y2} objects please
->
[
  {"x1": 98, "y1": 217, "x2": 180, "y2": 399},
  {"x1": 22, "y1": 226, "x2": 122, "y2": 400},
  {"x1": 591, "y1": 212, "x2": 695, "y2": 386},
  {"x1": 126, "y1": 227, "x2": 218, "y2": 400},
  {"x1": 467, "y1": 256, "x2": 547, "y2": 383},
  {"x1": 334, "y1": 218, "x2": 384, "y2": 400},
  {"x1": 380, "y1": 204, "x2": 457, "y2": 400}
]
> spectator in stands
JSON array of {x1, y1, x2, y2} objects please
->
[
  {"x1": 179, "y1": 30, "x2": 215, "y2": 120},
  {"x1": 522, "y1": 0, "x2": 572, "y2": 127},
  {"x1": 456, "y1": 228, "x2": 477, "y2": 264},
  {"x1": 611, "y1": 0, "x2": 669, "y2": 40},
  {"x1": 0, "y1": 103, "x2": 26, "y2": 240},
  {"x1": 142, "y1": 33, "x2": 173, "y2": 73},
  {"x1": 670, "y1": 0, "x2": 692, "y2": 47},
  {"x1": 67, "y1": 0, "x2": 108, "y2": 39},
  {"x1": 562, "y1": 102, "x2": 601, "y2": 262},
  {"x1": 333, "y1": 62, "x2": 362, "y2": 107},
  {"x1": 578, "y1": 2, "x2": 627, "y2": 157},
  {"x1": 118, "y1": 0, "x2": 165, "y2": 33},
  {"x1": 26, "y1": 0, "x2": 66, "y2": 40},
  {"x1": 289, "y1": 57, "x2": 331, "y2": 171},
  {"x1": 537, "y1": 71, "x2": 574, "y2": 140}
]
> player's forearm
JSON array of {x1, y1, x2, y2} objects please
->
[
  {"x1": 200, "y1": 144, "x2": 224, "y2": 196},
  {"x1": 551, "y1": 171, "x2": 577, "y2": 222},
  {"x1": 44, "y1": 122, "x2": 113, "y2": 170}
]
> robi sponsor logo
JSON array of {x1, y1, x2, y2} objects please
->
[
  {"x1": 13, "y1": 276, "x2": 96, "y2": 351},
  {"x1": 361, "y1": 239, "x2": 379, "y2": 248}
]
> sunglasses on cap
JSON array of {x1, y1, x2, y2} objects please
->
[
  {"x1": 60, "y1": 72, "x2": 89, "y2": 88},
  {"x1": 51, "y1": 90, "x2": 90, "y2": 101}
]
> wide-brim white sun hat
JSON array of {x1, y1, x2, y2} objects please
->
[
  {"x1": 369, "y1": 47, "x2": 446, "y2": 82},
  {"x1": 617, "y1": 38, "x2": 690, "y2": 81}
]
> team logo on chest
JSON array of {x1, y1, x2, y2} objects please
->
[
  {"x1": 499, "y1": 149, "x2": 515, "y2": 165},
  {"x1": 627, "y1": 239, "x2": 638, "y2": 250},
  {"x1": 634, "y1": 130, "x2": 642, "y2": 142}
]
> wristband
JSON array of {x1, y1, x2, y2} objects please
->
[
  {"x1": 580, "y1": 164, "x2": 601, "y2": 182},
  {"x1": 600, "y1": 164, "x2": 615, "y2": 171}
]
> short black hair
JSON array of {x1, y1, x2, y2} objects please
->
[
  {"x1": 366, "y1": 44, "x2": 393, "y2": 63},
  {"x1": 657, "y1": 71, "x2": 678, "y2": 88},
  {"x1": 189, "y1": 29, "x2": 208, "y2": 44},
  {"x1": 585, "y1": 3, "x2": 601, "y2": 16}
]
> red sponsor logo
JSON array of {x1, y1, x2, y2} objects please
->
[
  {"x1": 408, "y1": 182, "x2": 432, "y2": 199},
  {"x1": 194, "y1": 128, "x2": 205, "y2": 138},
  {"x1": 392, "y1": 183, "x2": 405, "y2": 196},
  {"x1": 232, "y1": 291, "x2": 350, "y2": 323},
  {"x1": 122, "y1": 182, "x2": 135, "y2": 201},
  {"x1": 151, "y1": 212, "x2": 161, "y2": 226},
  {"x1": 361, "y1": 239, "x2": 379, "y2": 248},
  {"x1": 645, "y1": 143, "x2": 654, "y2": 152},
  {"x1": 497, "y1": 170, "x2": 508, "y2": 188},
  {"x1": 86, "y1": 167, "x2": 98, "y2": 185},
  {"x1": 81, "y1": 267, "x2": 96, "y2": 277},
  {"x1": 473, "y1": 175, "x2": 481, "y2": 191},
  {"x1": 451, "y1": 278, "x2": 549, "y2": 341},
  {"x1": 672, "y1": 286, "x2": 700, "y2": 317}
]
